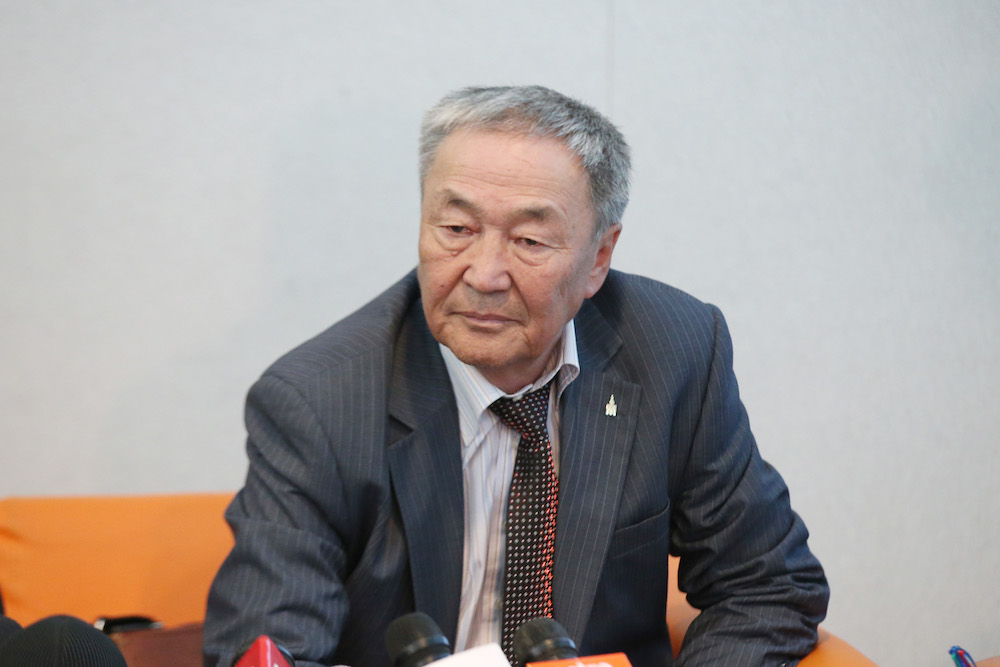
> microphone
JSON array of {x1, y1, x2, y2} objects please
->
[
  {"x1": 513, "y1": 617, "x2": 632, "y2": 667},
  {"x1": 232, "y1": 635, "x2": 295, "y2": 667},
  {"x1": 0, "y1": 615, "x2": 127, "y2": 667},
  {"x1": 0, "y1": 617, "x2": 22, "y2": 647},
  {"x1": 385, "y1": 612, "x2": 452, "y2": 667},
  {"x1": 384, "y1": 612, "x2": 509, "y2": 666},
  {"x1": 513, "y1": 618, "x2": 577, "y2": 664}
]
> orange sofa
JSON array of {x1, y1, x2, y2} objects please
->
[
  {"x1": 0, "y1": 493, "x2": 233, "y2": 628},
  {"x1": 0, "y1": 493, "x2": 876, "y2": 665}
]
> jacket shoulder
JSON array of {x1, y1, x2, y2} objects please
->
[
  {"x1": 591, "y1": 270, "x2": 720, "y2": 341},
  {"x1": 262, "y1": 271, "x2": 421, "y2": 385}
]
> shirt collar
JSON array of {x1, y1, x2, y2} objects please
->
[{"x1": 440, "y1": 320, "x2": 581, "y2": 461}]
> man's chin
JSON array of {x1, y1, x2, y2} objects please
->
[
  {"x1": 441, "y1": 335, "x2": 548, "y2": 393},
  {"x1": 442, "y1": 335, "x2": 523, "y2": 369},
  {"x1": 446, "y1": 344, "x2": 513, "y2": 372}
]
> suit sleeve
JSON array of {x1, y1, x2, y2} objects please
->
[
  {"x1": 670, "y1": 305, "x2": 829, "y2": 666},
  {"x1": 203, "y1": 373, "x2": 351, "y2": 667}
]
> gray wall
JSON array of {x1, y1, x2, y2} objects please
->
[{"x1": 2, "y1": 2, "x2": 997, "y2": 665}]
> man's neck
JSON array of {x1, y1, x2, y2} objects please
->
[
  {"x1": 440, "y1": 320, "x2": 580, "y2": 400},
  {"x1": 478, "y1": 348, "x2": 560, "y2": 395}
]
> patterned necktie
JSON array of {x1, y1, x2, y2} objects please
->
[{"x1": 489, "y1": 380, "x2": 559, "y2": 664}]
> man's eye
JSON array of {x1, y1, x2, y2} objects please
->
[
  {"x1": 519, "y1": 237, "x2": 543, "y2": 247},
  {"x1": 445, "y1": 225, "x2": 468, "y2": 234}
]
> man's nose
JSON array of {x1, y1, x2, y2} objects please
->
[{"x1": 462, "y1": 234, "x2": 513, "y2": 293}]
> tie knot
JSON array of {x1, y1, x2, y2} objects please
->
[{"x1": 489, "y1": 380, "x2": 552, "y2": 444}]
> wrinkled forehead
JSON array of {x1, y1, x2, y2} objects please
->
[{"x1": 423, "y1": 126, "x2": 598, "y2": 223}]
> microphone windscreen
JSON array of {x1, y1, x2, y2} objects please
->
[
  {"x1": 0, "y1": 616, "x2": 22, "y2": 647},
  {"x1": 513, "y1": 617, "x2": 578, "y2": 666},
  {"x1": 0, "y1": 615, "x2": 127, "y2": 667},
  {"x1": 385, "y1": 611, "x2": 451, "y2": 667}
]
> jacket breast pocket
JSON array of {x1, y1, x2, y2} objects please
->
[
  {"x1": 587, "y1": 501, "x2": 672, "y2": 641},
  {"x1": 605, "y1": 501, "x2": 671, "y2": 563}
]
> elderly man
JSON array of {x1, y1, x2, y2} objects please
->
[{"x1": 204, "y1": 86, "x2": 828, "y2": 667}]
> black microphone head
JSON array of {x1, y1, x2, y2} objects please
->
[
  {"x1": 385, "y1": 611, "x2": 451, "y2": 667},
  {"x1": 0, "y1": 615, "x2": 127, "y2": 667},
  {"x1": 0, "y1": 616, "x2": 23, "y2": 647},
  {"x1": 513, "y1": 617, "x2": 578, "y2": 667}
]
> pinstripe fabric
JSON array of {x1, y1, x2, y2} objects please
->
[{"x1": 204, "y1": 269, "x2": 828, "y2": 667}]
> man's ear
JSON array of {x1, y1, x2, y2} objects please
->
[{"x1": 585, "y1": 223, "x2": 622, "y2": 298}]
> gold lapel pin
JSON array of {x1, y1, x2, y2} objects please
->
[{"x1": 605, "y1": 394, "x2": 617, "y2": 417}]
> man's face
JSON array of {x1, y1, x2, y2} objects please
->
[{"x1": 417, "y1": 129, "x2": 620, "y2": 393}]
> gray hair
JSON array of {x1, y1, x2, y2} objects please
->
[{"x1": 419, "y1": 85, "x2": 631, "y2": 237}]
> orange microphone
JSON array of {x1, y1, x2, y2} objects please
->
[
  {"x1": 527, "y1": 654, "x2": 632, "y2": 667},
  {"x1": 513, "y1": 618, "x2": 632, "y2": 667}
]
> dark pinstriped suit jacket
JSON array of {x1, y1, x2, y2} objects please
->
[{"x1": 204, "y1": 270, "x2": 828, "y2": 667}]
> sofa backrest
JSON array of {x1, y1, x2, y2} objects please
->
[{"x1": 0, "y1": 493, "x2": 234, "y2": 627}]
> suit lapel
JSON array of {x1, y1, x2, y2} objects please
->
[
  {"x1": 554, "y1": 299, "x2": 641, "y2": 642},
  {"x1": 385, "y1": 302, "x2": 465, "y2": 642}
]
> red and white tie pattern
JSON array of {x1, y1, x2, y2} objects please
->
[{"x1": 489, "y1": 380, "x2": 558, "y2": 664}]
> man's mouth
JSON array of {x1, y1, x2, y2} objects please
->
[{"x1": 456, "y1": 311, "x2": 515, "y2": 328}]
